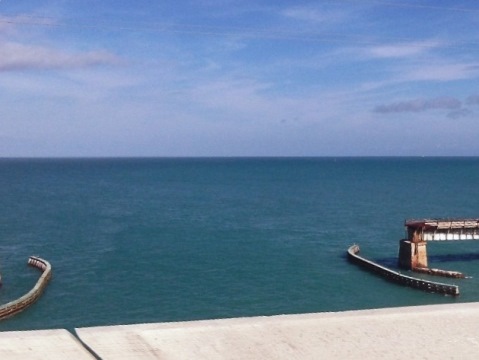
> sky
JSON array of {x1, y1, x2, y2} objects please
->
[{"x1": 1, "y1": 0, "x2": 479, "y2": 157}]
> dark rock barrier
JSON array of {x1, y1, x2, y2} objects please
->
[
  {"x1": 0, "y1": 256, "x2": 52, "y2": 320},
  {"x1": 347, "y1": 245, "x2": 459, "y2": 296}
]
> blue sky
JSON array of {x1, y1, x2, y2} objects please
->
[{"x1": 1, "y1": 1, "x2": 479, "y2": 157}]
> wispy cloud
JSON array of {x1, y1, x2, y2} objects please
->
[
  {"x1": 0, "y1": 41, "x2": 121, "y2": 71},
  {"x1": 185, "y1": 77, "x2": 273, "y2": 116},
  {"x1": 0, "y1": 14, "x2": 121, "y2": 72},
  {"x1": 280, "y1": 3, "x2": 353, "y2": 30},
  {"x1": 282, "y1": 6, "x2": 347, "y2": 24},
  {"x1": 0, "y1": 15, "x2": 57, "y2": 35},
  {"x1": 366, "y1": 40, "x2": 442, "y2": 59},
  {"x1": 403, "y1": 62, "x2": 479, "y2": 82},
  {"x1": 374, "y1": 96, "x2": 462, "y2": 114},
  {"x1": 373, "y1": 95, "x2": 479, "y2": 120}
]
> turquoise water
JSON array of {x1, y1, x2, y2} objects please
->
[{"x1": 1, "y1": 157, "x2": 479, "y2": 331}]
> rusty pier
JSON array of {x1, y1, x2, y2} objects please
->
[{"x1": 398, "y1": 219, "x2": 479, "y2": 276}]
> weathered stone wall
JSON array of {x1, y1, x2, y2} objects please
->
[
  {"x1": 348, "y1": 245, "x2": 458, "y2": 296},
  {"x1": 0, "y1": 256, "x2": 52, "y2": 320}
]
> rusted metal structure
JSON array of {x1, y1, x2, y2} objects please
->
[
  {"x1": 405, "y1": 219, "x2": 479, "y2": 242},
  {"x1": 398, "y1": 218, "x2": 479, "y2": 272}
]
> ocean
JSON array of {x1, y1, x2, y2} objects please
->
[{"x1": 1, "y1": 157, "x2": 479, "y2": 331}]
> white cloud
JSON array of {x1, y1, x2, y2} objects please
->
[
  {"x1": 403, "y1": 62, "x2": 479, "y2": 82},
  {"x1": 366, "y1": 40, "x2": 442, "y2": 58},
  {"x1": 281, "y1": 4, "x2": 350, "y2": 27}
]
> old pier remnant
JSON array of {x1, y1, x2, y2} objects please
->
[
  {"x1": 398, "y1": 219, "x2": 479, "y2": 273},
  {"x1": 346, "y1": 218, "x2": 479, "y2": 295},
  {"x1": 0, "y1": 256, "x2": 52, "y2": 320},
  {"x1": 347, "y1": 245, "x2": 459, "y2": 296}
]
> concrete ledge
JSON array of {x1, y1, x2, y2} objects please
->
[
  {"x1": 2, "y1": 303, "x2": 479, "y2": 359},
  {"x1": 0, "y1": 329, "x2": 94, "y2": 359},
  {"x1": 75, "y1": 302, "x2": 479, "y2": 359}
]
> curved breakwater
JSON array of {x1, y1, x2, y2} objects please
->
[
  {"x1": 0, "y1": 256, "x2": 52, "y2": 320},
  {"x1": 347, "y1": 245, "x2": 459, "y2": 296}
]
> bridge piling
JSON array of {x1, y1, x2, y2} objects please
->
[
  {"x1": 398, "y1": 218, "x2": 479, "y2": 274},
  {"x1": 398, "y1": 239, "x2": 428, "y2": 269}
]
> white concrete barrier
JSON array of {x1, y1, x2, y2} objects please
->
[
  {"x1": 0, "y1": 329, "x2": 94, "y2": 359},
  {"x1": 3, "y1": 303, "x2": 479, "y2": 359},
  {"x1": 75, "y1": 302, "x2": 479, "y2": 360}
]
